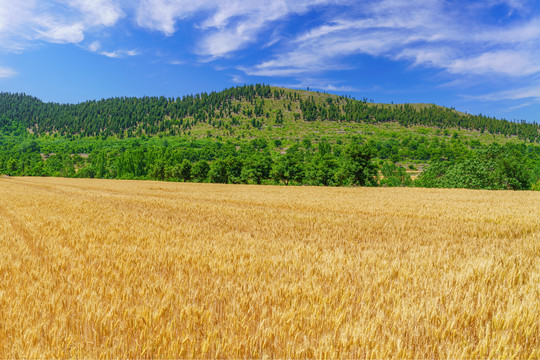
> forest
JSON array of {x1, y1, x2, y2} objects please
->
[{"x1": 0, "y1": 84, "x2": 539, "y2": 190}]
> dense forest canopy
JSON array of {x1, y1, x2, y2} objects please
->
[{"x1": 0, "y1": 84, "x2": 539, "y2": 190}]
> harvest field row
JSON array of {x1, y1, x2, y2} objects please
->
[{"x1": 0, "y1": 177, "x2": 538, "y2": 358}]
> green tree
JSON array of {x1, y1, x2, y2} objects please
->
[
  {"x1": 225, "y1": 156, "x2": 243, "y2": 184},
  {"x1": 443, "y1": 157, "x2": 495, "y2": 189},
  {"x1": 271, "y1": 145, "x2": 305, "y2": 185},
  {"x1": 30, "y1": 161, "x2": 45, "y2": 177},
  {"x1": 149, "y1": 160, "x2": 166, "y2": 180},
  {"x1": 209, "y1": 159, "x2": 229, "y2": 183},
  {"x1": 306, "y1": 153, "x2": 338, "y2": 186},
  {"x1": 380, "y1": 162, "x2": 412, "y2": 187},
  {"x1": 179, "y1": 159, "x2": 192, "y2": 181},
  {"x1": 241, "y1": 151, "x2": 273, "y2": 184},
  {"x1": 95, "y1": 151, "x2": 108, "y2": 179},
  {"x1": 494, "y1": 148, "x2": 531, "y2": 190},
  {"x1": 192, "y1": 160, "x2": 210, "y2": 182},
  {"x1": 415, "y1": 161, "x2": 452, "y2": 188},
  {"x1": 343, "y1": 141, "x2": 378, "y2": 186}
]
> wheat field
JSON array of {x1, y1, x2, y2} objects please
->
[{"x1": 0, "y1": 176, "x2": 538, "y2": 358}]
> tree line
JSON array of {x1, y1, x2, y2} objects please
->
[{"x1": 1, "y1": 131, "x2": 538, "y2": 190}]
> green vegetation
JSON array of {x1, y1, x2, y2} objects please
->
[
  {"x1": 1, "y1": 84, "x2": 539, "y2": 189},
  {"x1": 416, "y1": 144, "x2": 534, "y2": 190}
]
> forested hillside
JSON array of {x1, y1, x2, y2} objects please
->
[
  {"x1": 0, "y1": 84, "x2": 539, "y2": 190},
  {"x1": 1, "y1": 84, "x2": 539, "y2": 142}
]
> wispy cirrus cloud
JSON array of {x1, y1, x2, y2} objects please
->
[
  {"x1": 246, "y1": 0, "x2": 540, "y2": 79},
  {"x1": 5, "y1": 0, "x2": 537, "y2": 79},
  {"x1": 0, "y1": 0, "x2": 124, "y2": 50},
  {"x1": 473, "y1": 84, "x2": 540, "y2": 102},
  {"x1": 135, "y1": 0, "x2": 338, "y2": 58},
  {"x1": 0, "y1": 0, "x2": 332, "y2": 59}
]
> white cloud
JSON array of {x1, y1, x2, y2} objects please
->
[
  {"x1": 0, "y1": 0, "x2": 124, "y2": 50},
  {"x1": 100, "y1": 49, "x2": 138, "y2": 58},
  {"x1": 70, "y1": 0, "x2": 124, "y2": 27},
  {"x1": 231, "y1": 74, "x2": 245, "y2": 84},
  {"x1": 0, "y1": 65, "x2": 17, "y2": 78},
  {"x1": 398, "y1": 47, "x2": 454, "y2": 68},
  {"x1": 34, "y1": 20, "x2": 86, "y2": 44},
  {"x1": 447, "y1": 50, "x2": 540, "y2": 76},
  {"x1": 135, "y1": 0, "x2": 201, "y2": 36},
  {"x1": 477, "y1": 85, "x2": 540, "y2": 102},
  {"x1": 86, "y1": 40, "x2": 139, "y2": 59},
  {"x1": 0, "y1": 0, "x2": 37, "y2": 50},
  {"x1": 88, "y1": 40, "x2": 101, "y2": 52}
]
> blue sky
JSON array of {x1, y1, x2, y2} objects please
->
[{"x1": 1, "y1": 0, "x2": 540, "y2": 123}]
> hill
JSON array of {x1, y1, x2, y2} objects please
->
[
  {"x1": 0, "y1": 84, "x2": 539, "y2": 189},
  {"x1": 1, "y1": 84, "x2": 539, "y2": 142}
]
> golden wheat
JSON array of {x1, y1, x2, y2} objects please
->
[{"x1": 0, "y1": 176, "x2": 538, "y2": 358}]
